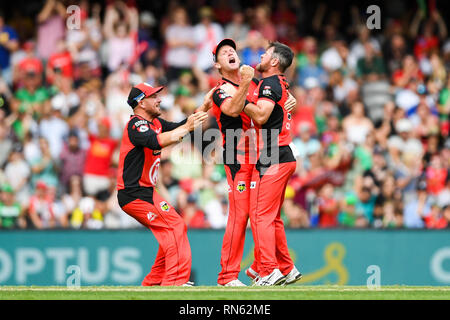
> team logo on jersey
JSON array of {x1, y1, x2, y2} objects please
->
[
  {"x1": 237, "y1": 181, "x2": 246, "y2": 193},
  {"x1": 250, "y1": 181, "x2": 256, "y2": 189},
  {"x1": 147, "y1": 212, "x2": 157, "y2": 222},
  {"x1": 218, "y1": 89, "x2": 231, "y2": 100},
  {"x1": 138, "y1": 125, "x2": 149, "y2": 132},
  {"x1": 286, "y1": 123, "x2": 291, "y2": 130},
  {"x1": 149, "y1": 158, "x2": 161, "y2": 185},
  {"x1": 262, "y1": 86, "x2": 272, "y2": 96},
  {"x1": 160, "y1": 201, "x2": 170, "y2": 212}
]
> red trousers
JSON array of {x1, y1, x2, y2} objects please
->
[
  {"x1": 218, "y1": 163, "x2": 257, "y2": 285},
  {"x1": 120, "y1": 190, "x2": 191, "y2": 286},
  {"x1": 249, "y1": 161, "x2": 296, "y2": 277}
]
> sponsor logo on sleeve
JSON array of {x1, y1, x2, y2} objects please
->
[
  {"x1": 147, "y1": 212, "x2": 157, "y2": 222},
  {"x1": 237, "y1": 181, "x2": 246, "y2": 193},
  {"x1": 262, "y1": 86, "x2": 272, "y2": 96},
  {"x1": 160, "y1": 201, "x2": 170, "y2": 212}
]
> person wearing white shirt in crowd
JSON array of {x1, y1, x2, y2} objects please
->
[{"x1": 193, "y1": 7, "x2": 224, "y2": 72}]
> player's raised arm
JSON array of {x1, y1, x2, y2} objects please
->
[{"x1": 215, "y1": 65, "x2": 254, "y2": 117}]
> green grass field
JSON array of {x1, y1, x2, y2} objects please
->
[{"x1": 1, "y1": 286, "x2": 450, "y2": 300}]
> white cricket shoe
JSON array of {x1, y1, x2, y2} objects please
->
[
  {"x1": 218, "y1": 279, "x2": 247, "y2": 287},
  {"x1": 181, "y1": 281, "x2": 194, "y2": 287},
  {"x1": 245, "y1": 267, "x2": 259, "y2": 280},
  {"x1": 282, "y1": 266, "x2": 302, "y2": 285},
  {"x1": 254, "y1": 269, "x2": 285, "y2": 286}
]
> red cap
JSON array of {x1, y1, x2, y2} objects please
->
[
  {"x1": 36, "y1": 180, "x2": 47, "y2": 189},
  {"x1": 212, "y1": 38, "x2": 237, "y2": 62},
  {"x1": 127, "y1": 83, "x2": 164, "y2": 108}
]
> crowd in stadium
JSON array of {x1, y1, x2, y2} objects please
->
[{"x1": 0, "y1": 0, "x2": 449, "y2": 230}]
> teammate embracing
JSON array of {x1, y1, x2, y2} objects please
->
[
  {"x1": 211, "y1": 39, "x2": 296, "y2": 286},
  {"x1": 116, "y1": 82, "x2": 209, "y2": 286},
  {"x1": 222, "y1": 42, "x2": 302, "y2": 286}
]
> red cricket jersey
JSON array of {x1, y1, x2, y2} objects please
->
[
  {"x1": 251, "y1": 74, "x2": 295, "y2": 167},
  {"x1": 211, "y1": 77, "x2": 259, "y2": 167},
  {"x1": 116, "y1": 114, "x2": 186, "y2": 191}
]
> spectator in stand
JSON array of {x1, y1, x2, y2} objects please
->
[
  {"x1": 392, "y1": 55, "x2": 424, "y2": 89},
  {"x1": 403, "y1": 180, "x2": 431, "y2": 228},
  {"x1": 164, "y1": 6, "x2": 195, "y2": 82},
  {"x1": 180, "y1": 193, "x2": 210, "y2": 229},
  {"x1": 388, "y1": 118, "x2": 424, "y2": 168},
  {"x1": 12, "y1": 67, "x2": 50, "y2": 120},
  {"x1": 224, "y1": 10, "x2": 250, "y2": 49},
  {"x1": 193, "y1": 7, "x2": 224, "y2": 72},
  {"x1": 383, "y1": 34, "x2": 408, "y2": 76},
  {"x1": 46, "y1": 40, "x2": 73, "y2": 85},
  {"x1": 59, "y1": 130, "x2": 86, "y2": 192},
  {"x1": 348, "y1": 25, "x2": 381, "y2": 72},
  {"x1": 355, "y1": 42, "x2": 387, "y2": 82},
  {"x1": 317, "y1": 183, "x2": 340, "y2": 228},
  {"x1": 0, "y1": 183, "x2": 25, "y2": 229},
  {"x1": 252, "y1": 4, "x2": 276, "y2": 43},
  {"x1": 103, "y1": 1, "x2": 138, "y2": 73},
  {"x1": 339, "y1": 193, "x2": 368, "y2": 228},
  {"x1": 240, "y1": 30, "x2": 265, "y2": 69},
  {"x1": 295, "y1": 36, "x2": 328, "y2": 89},
  {"x1": 30, "y1": 137, "x2": 59, "y2": 190},
  {"x1": 36, "y1": 0, "x2": 66, "y2": 61},
  {"x1": 0, "y1": 11, "x2": 19, "y2": 85},
  {"x1": 4, "y1": 144, "x2": 30, "y2": 206},
  {"x1": 425, "y1": 154, "x2": 447, "y2": 196},
  {"x1": 342, "y1": 101, "x2": 374, "y2": 146},
  {"x1": 66, "y1": 1, "x2": 102, "y2": 75},
  {"x1": 28, "y1": 180, "x2": 63, "y2": 229},
  {"x1": 410, "y1": 9, "x2": 447, "y2": 62},
  {"x1": 14, "y1": 41, "x2": 43, "y2": 88},
  {"x1": 292, "y1": 122, "x2": 321, "y2": 173},
  {"x1": 83, "y1": 117, "x2": 117, "y2": 196},
  {"x1": 423, "y1": 200, "x2": 448, "y2": 229},
  {"x1": 39, "y1": 95, "x2": 69, "y2": 160}
]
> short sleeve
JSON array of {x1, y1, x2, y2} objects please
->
[
  {"x1": 127, "y1": 118, "x2": 161, "y2": 150},
  {"x1": 257, "y1": 77, "x2": 282, "y2": 104},
  {"x1": 212, "y1": 87, "x2": 232, "y2": 109}
]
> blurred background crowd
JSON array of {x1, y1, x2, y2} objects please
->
[{"x1": 0, "y1": 0, "x2": 449, "y2": 230}]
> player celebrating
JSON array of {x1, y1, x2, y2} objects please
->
[
  {"x1": 223, "y1": 42, "x2": 302, "y2": 286},
  {"x1": 211, "y1": 39, "x2": 296, "y2": 286},
  {"x1": 117, "y1": 82, "x2": 209, "y2": 286},
  {"x1": 245, "y1": 42, "x2": 302, "y2": 286}
]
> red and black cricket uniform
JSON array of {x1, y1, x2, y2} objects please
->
[
  {"x1": 117, "y1": 114, "x2": 191, "y2": 286},
  {"x1": 212, "y1": 77, "x2": 259, "y2": 285},
  {"x1": 249, "y1": 74, "x2": 296, "y2": 278}
]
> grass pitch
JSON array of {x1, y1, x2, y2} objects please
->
[{"x1": 1, "y1": 286, "x2": 450, "y2": 300}]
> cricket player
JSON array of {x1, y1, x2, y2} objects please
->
[
  {"x1": 222, "y1": 42, "x2": 302, "y2": 286},
  {"x1": 211, "y1": 39, "x2": 296, "y2": 286},
  {"x1": 117, "y1": 82, "x2": 209, "y2": 286}
]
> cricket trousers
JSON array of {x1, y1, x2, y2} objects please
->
[
  {"x1": 118, "y1": 188, "x2": 191, "y2": 286},
  {"x1": 249, "y1": 161, "x2": 296, "y2": 278},
  {"x1": 218, "y1": 163, "x2": 257, "y2": 285}
]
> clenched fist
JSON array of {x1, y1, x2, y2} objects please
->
[{"x1": 240, "y1": 65, "x2": 255, "y2": 83}]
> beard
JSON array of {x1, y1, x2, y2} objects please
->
[{"x1": 256, "y1": 62, "x2": 267, "y2": 73}]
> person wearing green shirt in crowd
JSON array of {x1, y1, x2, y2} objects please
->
[
  {"x1": 12, "y1": 71, "x2": 51, "y2": 120},
  {"x1": 338, "y1": 193, "x2": 369, "y2": 228},
  {"x1": 356, "y1": 43, "x2": 386, "y2": 82},
  {"x1": 0, "y1": 184, "x2": 23, "y2": 229}
]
